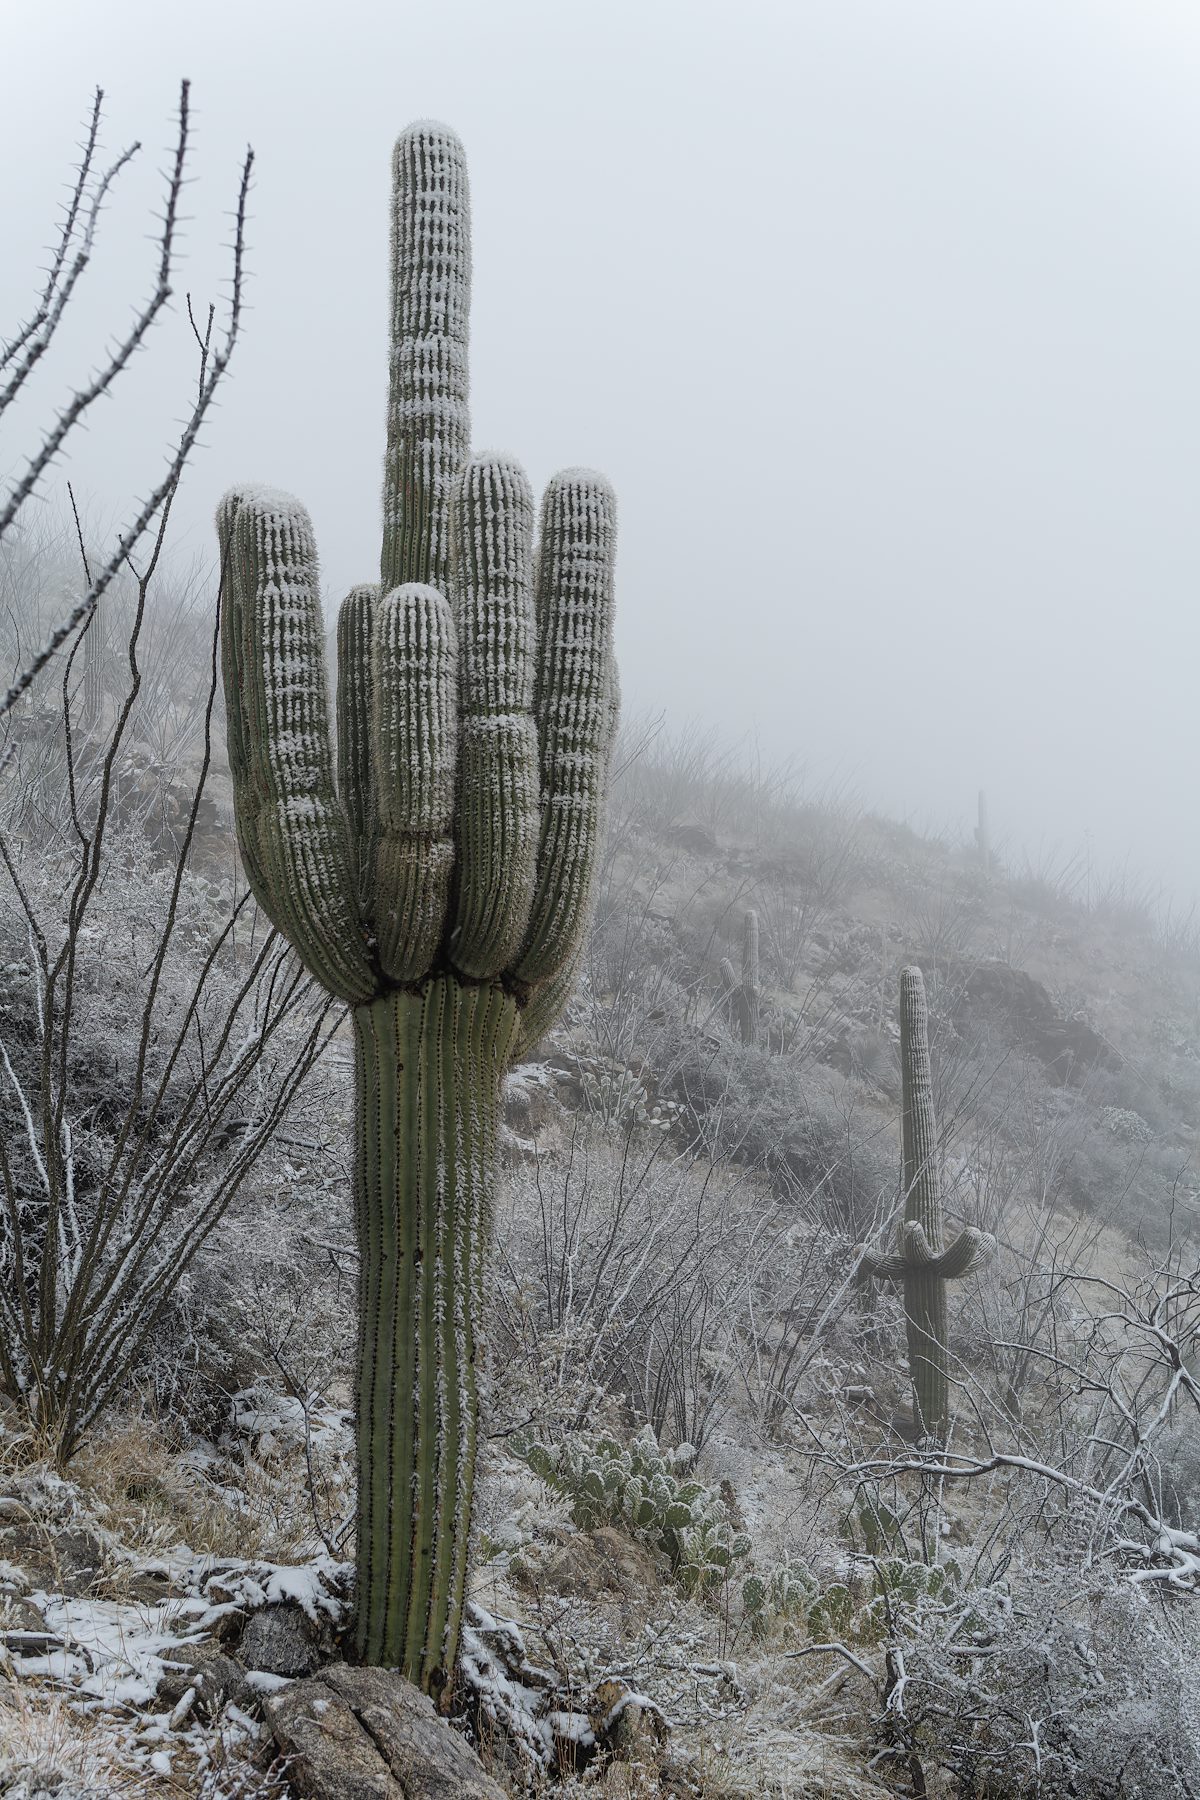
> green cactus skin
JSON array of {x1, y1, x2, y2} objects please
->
[
  {"x1": 217, "y1": 122, "x2": 617, "y2": 1700},
  {"x1": 353, "y1": 979, "x2": 517, "y2": 1681},
  {"x1": 721, "y1": 909, "x2": 760, "y2": 1044},
  {"x1": 859, "y1": 967, "x2": 993, "y2": 1441}
]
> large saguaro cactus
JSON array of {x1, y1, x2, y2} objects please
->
[
  {"x1": 217, "y1": 122, "x2": 617, "y2": 1699},
  {"x1": 859, "y1": 967, "x2": 992, "y2": 1441}
]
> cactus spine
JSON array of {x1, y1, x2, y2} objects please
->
[
  {"x1": 720, "y1": 909, "x2": 760, "y2": 1044},
  {"x1": 217, "y1": 123, "x2": 617, "y2": 1699},
  {"x1": 859, "y1": 967, "x2": 992, "y2": 1441}
]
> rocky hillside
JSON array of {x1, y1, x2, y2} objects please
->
[{"x1": 0, "y1": 725, "x2": 1197, "y2": 1798}]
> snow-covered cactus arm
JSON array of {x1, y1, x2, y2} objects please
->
[
  {"x1": 217, "y1": 489, "x2": 273, "y2": 914},
  {"x1": 512, "y1": 629, "x2": 620, "y2": 1057},
  {"x1": 370, "y1": 583, "x2": 458, "y2": 982},
  {"x1": 450, "y1": 454, "x2": 540, "y2": 978},
  {"x1": 859, "y1": 965, "x2": 994, "y2": 1440},
  {"x1": 512, "y1": 470, "x2": 617, "y2": 988},
  {"x1": 217, "y1": 486, "x2": 374, "y2": 1004},
  {"x1": 381, "y1": 122, "x2": 470, "y2": 596},
  {"x1": 511, "y1": 943, "x2": 580, "y2": 1062},
  {"x1": 336, "y1": 582, "x2": 379, "y2": 893}
]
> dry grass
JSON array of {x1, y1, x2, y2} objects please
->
[
  {"x1": 0, "y1": 1680, "x2": 152, "y2": 1797},
  {"x1": 71, "y1": 1404, "x2": 348, "y2": 1572}
]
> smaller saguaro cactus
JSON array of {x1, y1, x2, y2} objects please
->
[
  {"x1": 858, "y1": 966, "x2": 993, "y2": 1441},
  {"x1": 720, "y1": 909, "x2": 760, "y2": 1044},
  {"x1": 81, "y1": 604, "x2": 103, "y2": 734}
]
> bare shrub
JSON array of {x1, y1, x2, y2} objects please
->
[{"x1": 493, "y1": 1121, "x2": 773, "y2": 1452}]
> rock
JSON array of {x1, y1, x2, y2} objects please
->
[
  {"x1": 267, "y1": 1664, "x2": 506, "y2": 1800},
  {"x1": 949, "y1": 961, "x2": 1118, "y2": 1085},
  {"x1": 502, "y1": 1068, "x2": 562, "y2": 1141},
  {"x1": 158, "y1": 1638, "x2": 243, "y2": 1718},
  {"x1": 0, "y1": 1521, "x2": 105, "y2": 1596},
  {"x1": 122, "y1": 1567, "x2": 175, "y2": 1604},
  {"x1": 0, "y1": 1591, "x2": 47, "y2": 1634},
  {"x1": 665, "y1": 821, "x2": 719, "y2": 856},
  {"x1": 55, "y1": 1527, "x2": 107, "y2": 1593},
  {"x1": 239, "y1": 1602, "x2": 322, "y2": 1677}
]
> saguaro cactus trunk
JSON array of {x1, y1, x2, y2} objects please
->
[
  {"x1": 859, "y1": 967, "x2": 992, "y2": 1441},
  {"x1": 720, "y1": 908, "x2": 760, "y2": 1044},
  {"x1": 351, "y1": 982, "x2": 518, "y2": 1676},
  {"x1": 217, "y1": 123, "x2": 617, "y2": 1699}
]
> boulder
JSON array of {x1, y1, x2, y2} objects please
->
[
  {"x1": 949, "y1": 961, "x2": 1118, "y2": 1085},
  {"x1": 158, "y1": 1637, "x2": 243, "y2": 1719},
  {"x1": 0, "y1": 1591, "x2": 48, "y2": 1634},
  {"x1": 0, "y1": 1520, "x2": 106, "y2": 1596},
  {"x1": 239, "y1": 1601, "x2": 323, "y2": 1677},
  {"x1": 267, "y1": 1664, "x2": 506, "y2": 1800}
]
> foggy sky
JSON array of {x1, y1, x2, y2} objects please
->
[{"x1": 3, "y1": 0, "x2": 1200, "y2": 906}]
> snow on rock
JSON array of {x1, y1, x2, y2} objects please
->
[{"x1": 183, "y1": 1549, "x2": 353, "y2": 1632}]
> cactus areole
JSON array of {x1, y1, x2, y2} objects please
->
[
  {"x1": 859, "y1": 968, "x2": 993, "y2": 1442},
  {"x1": 217, "y1": 123, "x2": 618, "y2": 1700}
]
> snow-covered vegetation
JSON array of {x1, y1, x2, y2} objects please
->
[
  {"x1": 1, "y1": 80, "x2": 1197, "y2": 1800},
  {"x1": 0, "y1": 549, "x2": 1196, "y2": 1791}
]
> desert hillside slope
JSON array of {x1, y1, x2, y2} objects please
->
[{"x1": 0, "y1": 678, "x2": 1196, "y2": 1797}]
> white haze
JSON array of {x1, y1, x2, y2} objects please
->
[{"x1": 2, "y1": 0, "x2": 1198, "y2": 904}]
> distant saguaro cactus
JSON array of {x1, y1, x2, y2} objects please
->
[
  {"x1": 218, "y1": 122, "x2": 617, "y2": 1698},
  {"x1": 720, "y1": 908, "x2": 760, "y2": 1044},
  {"x1": 858, "y1": 967, "x2": 992, "y2": 1440},
  {"x1": 975, "y1": 788, "x2": 991, "y2": 873},
  {"x1": 81, "y1": 604, "x2": 102, "y2": 732}
]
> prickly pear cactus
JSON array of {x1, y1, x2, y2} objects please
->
[
  {"x1": 858, "y1": 967, "x2": 993, "y2": 1441},
  {"x1": 741, "y1": 1556, "x2": 816, "y2": 1641},
  {"x1": 520, "y1": 1427, "x2": 750, "y2": 1595},
  {"x1": 218, "y1": 122, "x2": 618, "y2": 1699}
]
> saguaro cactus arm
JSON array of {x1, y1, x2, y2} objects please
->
[
  {"x1": 217, "y1": 487, "x2": 374, "y2": 1005},
  {"x1": 513, "y1": 470, "x2": 618, "y2": 988},
  {"x1": 450, "y1": 455, "x2": 539, "y2": 978},
  {"x1": 335, "y1": 581, "x2": 380, "y2": 893},
  {"x1": 382, "y1": 122, "x2": 470, "y2": 597},
  {"x1": 371, "y1": 581, "x2": 458, "y2": 982},
  {"x1": 856, "y1": 1246, "x2": 909, "y2": 1282},
  {"x1": 927, "y1": 1225, "x2": 993, "y2": 1280}
]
